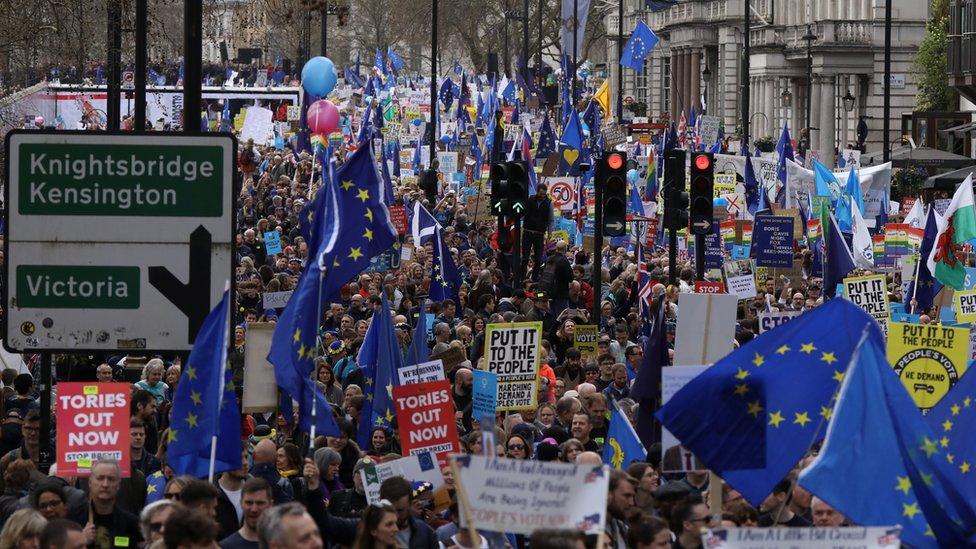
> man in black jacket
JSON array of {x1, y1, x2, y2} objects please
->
[{"x1": 521, "y1": 183, "x2": 553, "y2": 282}]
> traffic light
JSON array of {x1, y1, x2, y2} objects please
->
[
  {"x1": 490, "y1": 162, "x2": 511, "y2": 216},
  {"x1": 599, "y1": 152, "x2": 627, "y2": 237},
  {"x1": 505, "y1": 160, "x2": 529, "y2": 217},
  {"x1": 689, "y1": 152, "x2": 714, "y2": 235},
  {"x1": 663, "y1": 150, "x2": 688, "y2": 231}
]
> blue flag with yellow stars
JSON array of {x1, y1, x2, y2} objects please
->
[
  {"x1": 800, "y1": 330, "x2": 976, "y2": 549},
  {"x1": 269, "y1": 144, "x2": 398, "y2": 435},
  {"x1": 925, "y1": 367, "x2": 976, "y2": 504},
  {"x1": 557, "y1": 110, "x2": 584, "y2": 176},
  {"x1": 602, "y1": 401, "x2": 646, "y2": 470},
  {"x1": 656, "y1": 298, "x2": 877, "y2": 507},
  {"x1": 356, "y1": 293, "x2": 402, "y2": 448},
  {"x1": 619, "y1": 20, "x2": 659, "y2": 71},
  {"x1": 536, "y1": 115, "x2": 557, "y2": 160},
  {"x1": 429, "y1": 228, "x2": 461, "y2": 305},
  {"x1": 168, "y1": 290, "x2": 242, "y2": 478}
]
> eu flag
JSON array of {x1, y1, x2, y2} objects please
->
[
  {"x1": 603, "y1": 402, "x2": 646, "y2": 469},
  {"x1": 429, "y1": 227, "x2": 461, "y2": 305},
  {"x1": 656, "y1": 298, "x2": 878, "y2": 506},
  {"x1": 387, "y1": 47, "x2": 405, "y2": 71},
  {"x1": 557, "y1": 110, "x2": 584, "y2": 176},
  {"x1": 356, "y1": 294, "x2": 403, "y2": 448},
  {"x1": 904, "y1": 206, "x2": 943, "y2": 313},
  {"x1": 632, "y1": 294, "x2": 667, "y2": 449},
  {"x1": 824, "y1": 212, "x2": 855, "y2": 298},
  {"x1": 775, "y1": 123, "x2": 794, "y2": 206},
  {"x1": 168, "y1": 291, "x2": 242, "y2": 478},
  {"x1": 800, "y1": 330, "x2": 976, "y2": 549},
  {"x1": 925, "y1": 367, "x2": 976, "y2": 505},
  {"x1": 743, "y1": 146, "x2": 761, "y2": 217},
  {"x1": 536, "y1": 115, "x2": 557, "y2": 160},
  {"x1": 619, "y1": 20, "x2": 660, "y2": 71},
  {"x1": 269, "y1": 145, "x2": 397, "y2": 434}
]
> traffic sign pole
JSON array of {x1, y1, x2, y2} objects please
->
[
  {"x1": 695, "y1": 233, "x2": 705, "y2": 281},
  {"x1": 592, "y1": 158, "x2": 604, "y2": 324}
]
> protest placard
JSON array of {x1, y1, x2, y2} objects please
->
[
  {"x1": 239, "y1": 106, "x2": 274, "y2": 145},
  {"x1": 397, "y1": 360, "x2": 446, "y2": 385},
  {"x1": 843, "y1": 274, "x2": 890, "y2": 334},
  {"x1": 485, "y1": 322, "x2": 542, "y2": 411},
  {"x1": 360, "y1": 452, "x2": 445, "y2": 504},
  {"x1": 453, "y1": 455, "x2": 609, "y2": 536},
  {"x1": 954, "y1": 289, "x2": 976, "y2": 323},
  {"x1": 262, "y1": 291, "x2": 293, "y2": 310},
  {"x1": 674, "y1": 294, "x2": 737, "y2": 365},
  {"x1": 699, "y1": 115, "x2": 721, "y2": 147},
  {"x1": 757, "y1": 310, "x2": 801, "y2": 334},
  {"x1": 56, "y1": 383, "x2": 131, "y2": 477},
  {"x1": 243, "y1": 322, "x2": 279, "y2": 413},
  {"x1": 573, "y1": 324, "x2": 599, "y2": 362},
  {"x1": 769, "y1": 206, "x2": 804, "y2": 237},
  {"x1": 887, "y1": 321, "x2": 969, "y2": 410},
  {"x1": 702, "y1": 527, "x2": 900, "y2": 549},
  {"x1": 393, "y1": 380, "x2": 461, "y2": 466},
  {"x1": 694, "y1": 281, "x2": 725, "y2": 294},
  {"x1": 263, "y1": 231, "x2": 282, "y2": 255},
  {"x1": 471, "y1": 369, "x2": 498, "y2": 420},
  {"x1": 661, "y1": 366, "x2": 709, "y2": 472},
  {"x1": 753, "y1": 216, "x2": 794, "y2": 268},
  {"x1": 388, "y1": 204, "x2": 408, "y2": 235},
  {"x1": 724, "y1": 259, "x2": 757, "y2": 299},
  {"x1": 430, "y1": 346, "x2": 467, "y2": 372}
]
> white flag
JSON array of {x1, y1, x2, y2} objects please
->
[{"x1": 850, "y1": 196, "x2": 874, "y2": 269}]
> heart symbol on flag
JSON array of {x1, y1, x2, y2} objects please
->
[{"x1": 563, "y1": 148, "x2": 579, "y2": 165}]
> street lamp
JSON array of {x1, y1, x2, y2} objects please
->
[
  {"x1": 781, "y1": 87, "x2": 792, "y2": 107},
  {"x1": 803, "y1": 25, "x2": 817, "y2": 155},
  {"x1": 842, "y1": 89, "x2": 856, "y2": 113}
]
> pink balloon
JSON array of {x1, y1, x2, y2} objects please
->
[
  {"x1": 307, "y1": 100, "x2": 339, "y2": 135},
  {"x1": 34, "y1": 116, "x2": 44, "y2": 126}
]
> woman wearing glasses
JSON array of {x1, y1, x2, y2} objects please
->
[{"x1": 353, "y1": 500, "x2": 398, "y2": 549}]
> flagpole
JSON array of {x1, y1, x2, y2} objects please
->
[
  {"x1": 909, "y1": 204, "x2": 928, "y2": 315},
  {"x1": 209, "y1": 280, "x2": 232, "y2": 482}
]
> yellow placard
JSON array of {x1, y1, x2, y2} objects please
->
[
  {"x1": 551, "y1": 230, "x2": 570, "y2": 245},
  {"x1": 887, "y1": 321, "x2": 969, "y2": 410},
  {"x1": 843, "y1": 274, "x2": 890, "y2": 334},
  {"x1": 83, "y1": 385, "x2": 99, "y2": 395},
  {"x1": 484, "y1": 321, "x2": 542, "y2": 411},
  {"x1": 954, "y1": 289, "x2": 976, "y2": 323},
  {"x1": 573, "y1": 324, "x2": 599, "y2": 362},
  {"x1": 77, "y1": 457, "x2": 92, "y2": 469}
]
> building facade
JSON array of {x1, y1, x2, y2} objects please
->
[{"x1": 609, "y1": 0, "x2": 927, "y2": 165}]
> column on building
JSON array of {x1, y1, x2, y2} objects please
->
[
  {"x1": 839, "y1": 74, "x2": 851, "y2": 149},
  {"x1": 764, "y1": 76, "x2": 776, "y2": 137},
  {"x1": 682, "y1": 49, "x2": 693, "y2": 118},
  {"x1": 672, "y1": 48, "x2": 683, "y2": 119},
  {"x1": 791, "y1": 79, "x2": 802, "y2": 135},
  {"x1": 690, "y1": 49, "x2": 701, "y2": 114},
  {"x1": 819, "y1": 74, "x2": 836, "y2": 166},
  {"x1": 809, "y1": 74, "x2": 822, "y2": 157}
]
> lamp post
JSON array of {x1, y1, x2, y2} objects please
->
[
  {"x1": 803, "y1": 24, "x2": 816, "y2": 156},
  {"x1": 702, "y1": 64, "x2": 711, "y2": 114},
  {"x1": 842, "y1": 89, "x2": 855, "y2": 113}
]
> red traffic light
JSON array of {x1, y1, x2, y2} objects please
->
[
  {"x1": 694, "y1": 154, "x2": 712, "y2": 171},
  {"x1": 607, "y1": 153, "x2": 624, "y2": 170}
]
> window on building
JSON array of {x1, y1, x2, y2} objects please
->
[
  {"x1": 662, "y1": 55, "x2": 671, "y2": 115},
  {"x1": 636, "y1": 57, "x2": 650, "y2": 106}
]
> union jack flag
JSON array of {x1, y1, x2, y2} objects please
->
[
  {"x1": 676, "y1": 110, "x2": 687, "y2": 149},
  {"x1": 574, "y1": 177, "x2": 588, "y2": 233}
]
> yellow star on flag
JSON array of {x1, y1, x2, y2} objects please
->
[
  {"x1": 147, "y1": 483, "x2": 157, "y2": 494},
  {"x1": 735, "y1": 368, "x2": 750, "y2": 380},
  {"x1": 168, "y1": 429, "x2": 178, "y2": 443},
  {"x1": 185, "y1": 413, "x2": 199, "y2": 428},
  {"x1": 768, "y1": 410, "x2": 785, "y2": 427},
  {"x1": 895, "y1": 476, "x2": 912, "y2": 495},
  {"x1": 965, "y1": 397, "x2": 972, "y2": 408},
  {"x1": 747, "y1": 400, "x2": 763, "y2": 418},
  {"x1": 832, "y1": 370, "x2": 844, "y2": 382},
  {"x1": 920, "y1": 471, "x2": 933, "y2": 486},
  {"x1": 190, "y1": 391, "x2": 202, "y2": 406},
  {"x1": 819, "y1": 406, "x2": 833, "y2": 420},
  {"x1": 800, "y1": 342, "x2": 816, "y2": 354},
  {"x1": 752, "y1": 353, "x2": 765, "y2": 367},
  {"x1": 341, "y1": 180, "x2": 354, "y2": 190},
  {"x1": 293, "y1": 328, "x2": 302, "y2": 343},
  {"x1": 962, "y1": 462, "x2": 972, "y2": 474},
  {"x1": 793, "y1": 411, "x2": 811, "y2": 427},
  {"x1": 952, "y1": 404, "x2": 961, "y2": 416},
  {"x1": 225, "y1": 380, "x2": 236, "y2": 393},
  {"x1": 820, "y1": 352, "x2": 837, "y2": 365},
  {"x1": 920, "y1": 438, "x2": 938, "y2": 458},
  {"x1": 349, "y1": 247, "x2": 363, "y2": 260},
  {"x1": 365, "y1": 208, "x2": 374, "y2": 222},
  {"x1": 902, "y1": 502, "x2": 920, "y2": 519},
  {"x1": 363, "y1": 228, "x2": 374, "y2": 241},
  {"x1": 940, "y1": 436, "x2": 950, "y2": 448},
  {"x1": 733, "y1": 383, "x2": 750, "y2": 396},
  {"x1": 297, "y1": 344, "x2": 308, "y2": 359},
  {"x1": 947, "y1": 453, "x2": 955, "y2": 464},
  {"x1": 943, "y1": 419, "x2": 953, "y2": 432},
  {"x1": 357, "y1": 189, "x2": 370, "y2": 202},
  {"x1": 775, "y1": 345, "x2": 790, "y2": 355}
]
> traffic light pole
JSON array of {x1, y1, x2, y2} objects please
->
[
  {"x1": 668, "y1": 228, "x2": 678, "y2": 286},
  {"x1": 592, "y1": 162, "x2": 604, "y2": 323},
  {"x1": 695, "y1": 234, "x2": 705, "y2": 281}
]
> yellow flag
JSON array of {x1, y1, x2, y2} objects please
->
[{"x1": 594, "y1": 79, "x2": 611, "y2": 117}]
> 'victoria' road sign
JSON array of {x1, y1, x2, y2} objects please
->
[{"x1": 3, "y1": 131, "x2": 236, "y2": 352}]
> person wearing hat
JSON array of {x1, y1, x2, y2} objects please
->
[
  {"x1": 327, "y1": 457, "x2": 372, "y2": 519},
  {"x1": 525, "y1": 290, "x2": 556, "y2": 338},
  {"x1": 0, "y1": 410, "x2": 22, "y2": 458},
  {"x1": 329, "y1": 341, "x2": 363, "y2": 391}
]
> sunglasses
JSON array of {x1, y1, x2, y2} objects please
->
[
  {"x1": 507, "y1": 444, "x2": 526, "y2": 451},
  {"x1": 164, "y1": 492, "x2": 181, "y2": 501}
]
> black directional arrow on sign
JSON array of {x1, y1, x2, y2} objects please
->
[{"x1": 149, "y1": 225, "x2": 212, "y2": 345}]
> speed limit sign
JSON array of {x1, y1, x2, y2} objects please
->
[
  {"x1": 121, "y1": 71, "x2": 135, "y2": 90},
  {"x1": 547, "y1": 178, "x2": 576, "y2": 212}
]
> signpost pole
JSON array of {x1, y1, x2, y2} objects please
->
[
  {"x1": 695, "y1": 233, "x2": 705, "y2": 280},
  {"x1": 38, "y1": 353, "x2": 52, "y2": 473}
]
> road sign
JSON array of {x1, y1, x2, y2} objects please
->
[
  {"x1": 121, "y1": 71, "x2": 135, "y2": 90},
  {"x1": 3, "y1": 131, "x2": 236, "y2": 352}
]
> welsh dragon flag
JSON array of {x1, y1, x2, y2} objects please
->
[{"x1": 927, "y1": 174, "x2": 976, "y2": 289}]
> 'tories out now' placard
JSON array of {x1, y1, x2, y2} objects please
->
[{"x1": 56, "y1": 382, "x2": 131, "y2": 477}]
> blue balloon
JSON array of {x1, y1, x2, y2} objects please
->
[
  {"x1": 714, "y1": 197, "x2": 729, "y2": 207},
  {"x1": 627, "y1": 169, "x2": 640, "y2": 185},
  {"x1": 440, "y1": 134, "x2": 452, "y2": 144},
  {"x1": 301, "y1": 56, "x2": 338, "y2": 98}
]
